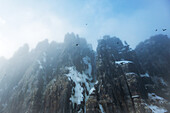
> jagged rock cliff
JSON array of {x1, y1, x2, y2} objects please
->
[
  {"x1": 135, "y1": 34, "x2": 170, "y2": 112},
  {"x1": 0, "y1": 33, "x2": 169, "y2": 113}
]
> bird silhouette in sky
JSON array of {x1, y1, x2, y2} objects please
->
[{"x1": 162, "y1": 29, "x2": 167, "y2": 31}]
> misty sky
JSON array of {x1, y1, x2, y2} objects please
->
[{"x1": 0, "y1": 0, "x2": 170, "y2": 59}]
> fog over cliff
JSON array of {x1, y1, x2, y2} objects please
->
[
  {"x1": 0, "y1": 0, "x2": 170, "y2": 113},
  {"x1": 0, "y1": 33, "x2": 170, "y2": 113}
]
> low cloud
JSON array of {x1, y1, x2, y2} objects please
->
[
  {"x1": 0, "y1": 0, "x2": 170, "y2": 58},
  {"x1": 0, "y1": 17, "x2": 6, "y2": 24}
]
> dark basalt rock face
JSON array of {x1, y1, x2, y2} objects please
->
[{"x1": 0, "y1": 34, "x2": 169, "y2": 113}]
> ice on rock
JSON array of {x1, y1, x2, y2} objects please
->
[
  {"x1": 89, "y1": 87, "x2": 95, "y2": 95},
  {"x1": 132, "y1": 95, "x2": 140, "y2": 98},
  {"x1": 140, "y1": 73, "x2": 150, "y2": 77},
  {"x1": 145, "y1": 93, "x2": 168, "y2": 113},
  {"x1": 99, "y1": 104, "x2": 105, "y2": 113},
  {"x1": 65, "y1": 66, "x2": 91, "y2": 105},
  {"x1": 160, "y1": 77, "x2": 168, "y2": 86},
  {"x1": 70, "y1": 80, "x2": 84, "y2": 105},
  {"x1": 148, "y1": 93, "x2": 167, "y2": 104},
  {"x1": 115, "y1": 60, "x2": 133, "y2": 65},
  {"x1": 148, "y1": 104, "x2": 167, "y2": 113},
  {"x1": 65, "y1": 56, "x2": 96, "y2": 107}
]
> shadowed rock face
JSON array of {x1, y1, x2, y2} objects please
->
[
  {"x1": 0, "y1": 34, "x2": 169, "y2": 113},
  {"x1": 86, "y1": 36, "x2": 148, "y2": 113},
  {"x1": 135, "y1": 34, "x2": 170, "y2": 80},
  {"x1": 135, "y1": 34, "x2": 170, "y2": 110}
]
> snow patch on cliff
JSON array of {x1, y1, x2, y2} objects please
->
[
  {"x1": 140, "y1": 73, "x2": 150, "y2": 77},
  {"x1": 148, "y1": 93, "x2": 167, "y2": 104},
  {"x1": 115, "y1": 60, "x2": 133, "y2": 65},
  {"x1": 65, "y1": 56, "x2": 96, "y2": 107},
  {"x1": 86, "y1": 80, "x2": 98, "y2": 101},
  {"x1": 148, "y1": 104, "x2": 167, "y2": 113},
  {"x1": 65, "y1": 67, "x2": 85, "y2": 105},
  {"x1": 99, "y1": 104, "x2": 105, "y2": 113},
  {"x1": 146, "y1": 93, "x2": 168, "y2": 113}
]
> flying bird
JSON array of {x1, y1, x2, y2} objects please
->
[
  {"x1": 85, "y1": 24, "x2": 88, "y2": 26},
  {"x1": 76, "y1": 44, "x2": 79, "y2": 46},
  {"x1": 162, "y1": 29, "x2": 167, "y2": 31},
  {"x1": 155, "y1": 29, "x2": 157, "y2": 31}
]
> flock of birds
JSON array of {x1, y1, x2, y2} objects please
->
[
  {"x1": 75, "y1": 24, "x2": 88, "y2": 46},
  {"x1": 155, "y1": 29, "x2": 167, "y2": 31},
  {"x1": 75, "y1": 24, "x2": 167, "y2": 47}
]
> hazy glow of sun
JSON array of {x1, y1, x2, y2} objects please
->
[
  {"x1": 0, "y1": 14, "x2": 82, "y2": 59},
  {"x1": 0, "y1": 38, "x2": 16, "y2": 59}
]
